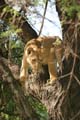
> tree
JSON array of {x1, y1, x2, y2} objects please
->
[{"x1": 0, "y1": 0, "x2": 80, "y2": 120}]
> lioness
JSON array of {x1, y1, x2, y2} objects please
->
[{"x1": 20, "y1": 36, "x2": 63, "y2": 84}]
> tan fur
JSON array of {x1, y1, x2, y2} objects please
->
[{"x1": 20, "y1": 36, "x2": 63, "y2": 84}]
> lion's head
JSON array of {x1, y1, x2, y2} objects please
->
[{"x1": 25, "y1": 39, "x2": 43, "y2": 72}]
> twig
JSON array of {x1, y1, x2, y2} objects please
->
[
  {"x1": 58, "y1": 72, "x2": 71, "y2": 79},
  {"x1": 71, "y1": 110, "x2": 80, "y2": 120},
  {"x1": 39, "y1": 0, "x2": 48, "y2": 36},
  {"x1": 71, "y1": 50, "x2": 80, "y2": 60},
  {"x1": 73, "y1": 74, "x2": 80, "y2": 86},
  {"x1": 66, "y1": 24, "x2": 78, "y2": 91}
]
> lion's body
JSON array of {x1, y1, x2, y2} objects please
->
[{"x1": 20, "y1": 36, "x2": 63, "y2": 84}]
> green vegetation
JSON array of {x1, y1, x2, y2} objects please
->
[
  {"x1": 0, "y1": 20, "x2": 24, "y2": 65},
  {"x1": 60, "y1": 0, "x2": 80, "y2": 20}
]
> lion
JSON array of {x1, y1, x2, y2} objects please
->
[{"x1": 20, "y1": 36, "x2": 63, "y2": 84}]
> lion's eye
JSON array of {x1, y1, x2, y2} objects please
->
[{"x1": 27, "y1": 50, "x2": 31, "y2": 55}]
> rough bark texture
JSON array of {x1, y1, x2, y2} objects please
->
[{"x1": 23, "y1": 58, "x2": 80, "y2": 120}]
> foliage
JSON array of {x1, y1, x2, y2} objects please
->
[
  {"x1": 0, "y1": 81, "x2": 48, "y2": 120},
  {"x1": 3, "y1": 6, "x2": 19, "y2": 16},
  {"x1": 28, "y1": 96, "x2": 48, "y2": 120},
  {"x1": 0, "y1": 20, "x2": 24, "y2": 65},
  {"x1": 0, "y1": 81, "x2": 20, "y2": 120},
  {"x1": 32, "y1": 0, "x2": 46, "y2": 6},
  {"x1": 59, "y1": 0, "x2": 80, "y2": 21}
]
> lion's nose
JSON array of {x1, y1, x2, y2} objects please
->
[{"x1": 32, "y1": 58, "x2": 37, "y2": 62}]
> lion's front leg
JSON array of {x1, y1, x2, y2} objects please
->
[
  {"x1": 48, "y1": 61, "x2": 57, "y2": 83},
  {"x1": 48, "y1": 48, "x2": 57, "y2": 84},
  {"x1": 20, "y1": 52, "x2": 28, "y2": 83}
]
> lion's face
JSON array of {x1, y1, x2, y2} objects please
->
[{"x1": 25, "y1": 44, "x2": 42, "y2": 72}]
